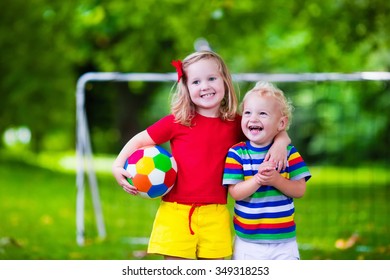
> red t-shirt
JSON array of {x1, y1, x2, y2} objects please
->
[{"x1": 147, "y1": 113, "x2": 242, "y2": 204}]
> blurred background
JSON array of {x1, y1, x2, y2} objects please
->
[{"x1": 0, "y1": 0, "x2": 389, "y2": 260}]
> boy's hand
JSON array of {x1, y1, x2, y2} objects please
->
[
  {"x1": 253, "y1": 161, "x2": 277, "y2": 185},
  {"x1": 255, "y1": 168, "x2": 281, "y2": 187}
]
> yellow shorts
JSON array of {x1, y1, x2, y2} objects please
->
[{"x1": 147, "y1": 201, "x2": 232, "y2": 259}]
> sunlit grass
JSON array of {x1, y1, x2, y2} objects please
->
[{"x1": 309, "y1": 165, "x2": 389, "y2": 187}]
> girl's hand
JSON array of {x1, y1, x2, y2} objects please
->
[
  {"x1": 264, "y1": 142, "x2": 288, "y2": 172},
  {"x1": 258, "y1": 161, "x2": 277, "y2": 174},
  {"x1": 265, "y1": 130, "x2": 290, "y2": 171},
  {"x1": 112, "y1": 166, "x2": 138, "y2": 195}
]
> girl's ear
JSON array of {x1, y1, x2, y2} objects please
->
[{"x1": 278, "y1": 116, "x2": 288, "y2": 131}]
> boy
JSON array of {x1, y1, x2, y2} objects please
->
[{"x1": 223, "y1": 81, "x2": 311, "y2": 260}]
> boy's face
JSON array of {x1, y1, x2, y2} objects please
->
[
  {"x1": 186, "y1": 58, "x2": 225, "y2": 117},
  {"x1": 241, "y1": 93, "x2": 287, "y2": 147}
]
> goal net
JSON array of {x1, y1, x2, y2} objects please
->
[{"x1": 76, "y1": 71, "x2": 390, "y2": 252}]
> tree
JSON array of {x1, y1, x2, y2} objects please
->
[
  {"x1": 0, "y1": 0, "x2": 77, "y2": 151},
  {"x1": 0, "y1": 0, "x2": 389, "y2": 164}
]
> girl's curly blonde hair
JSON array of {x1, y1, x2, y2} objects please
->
[{"x1": 170, "y1": 51, "x2": 238, "y2": 126}]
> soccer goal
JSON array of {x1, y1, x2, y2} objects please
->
[{"x1": 75, "y1": 71, "x2": 390, "y2": 246}]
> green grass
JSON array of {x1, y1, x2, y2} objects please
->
[
  {"x1": 0, "y1": 154, "x2": 162, "y2": 260},
  {"x1": 0, "y1": 153, "x2": 389, "y2": 260},
  {"x1": 295, "y1": 165, "x2": 390, "y2": 260}
]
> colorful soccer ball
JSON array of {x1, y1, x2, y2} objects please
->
[{"x1": 124, "y1": 145, "x2": 177, "y2": 199}]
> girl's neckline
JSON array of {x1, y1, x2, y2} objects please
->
[{"x1": 195, "y1": 111, "x2": 220, "y2": 119}]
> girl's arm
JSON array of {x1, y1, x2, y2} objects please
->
[
  {"x1": 265, "y1": 130, "x2": 291, "y2": 171},
  {"x1": 112, "y1": 130, "x2": 156, "y2": 195}
]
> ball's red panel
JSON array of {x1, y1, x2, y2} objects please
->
[{"x1": 164, "y1": 168, "x2": 177, "y2": 188}]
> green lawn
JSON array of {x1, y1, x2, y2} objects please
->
[
  {"x1": 0, "y1": 153, "x2": 389, "y2": 260},
  {"x1": 295, "y1": 166, "x2": 390, "y2": 259},
  {"x1": 0, "y1": 154, "x2": 161, "y2": 260}
]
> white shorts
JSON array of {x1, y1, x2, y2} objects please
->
[{"x1": 233, "y1": 237, "x2": 300, "y2": 260}]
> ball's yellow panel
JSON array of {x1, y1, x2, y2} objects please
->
[{"x1": 135, "y1": 157, "x2": 155, "y2": 175}]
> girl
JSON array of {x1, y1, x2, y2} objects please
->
[{"x1": 112, "y1": 51, "x2": 290, "y2": 259}]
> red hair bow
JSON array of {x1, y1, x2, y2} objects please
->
[{"x1": 171, "y1": 60, "x2": 183, "y2": 83}]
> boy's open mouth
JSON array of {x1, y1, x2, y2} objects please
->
[{"x1": 249, "y1": 125, "x2": 263, "y2": 132}]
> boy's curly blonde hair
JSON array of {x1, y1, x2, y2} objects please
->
[
  {"x1": 170, "y1": 51, "x2": 238, "y2": 126},
  {"x1": 241, "y1": 81, "x2": 294, "y2": 130}
]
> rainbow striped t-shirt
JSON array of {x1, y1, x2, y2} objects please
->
[{"x1": 223, "y1": 141, "x2": 311, "y2": 243}]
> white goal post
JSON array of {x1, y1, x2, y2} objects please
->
[{"x1": 75, "y1": 71, "x2": 390, "y2": 246}]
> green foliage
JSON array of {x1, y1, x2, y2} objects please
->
[
  {"x1": 0, "y1": 0, "x2": 389, "y2": 160},
  {"x1": 0, "y1": 0, "x2": 76, "y2": 151}
]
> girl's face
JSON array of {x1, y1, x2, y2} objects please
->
[
  {"x1": 241, "y1": 93, "x2": 287, "y2": 147},
  {"x1": 186, "y1": 58, "x2": 225, "y2": 117}
]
